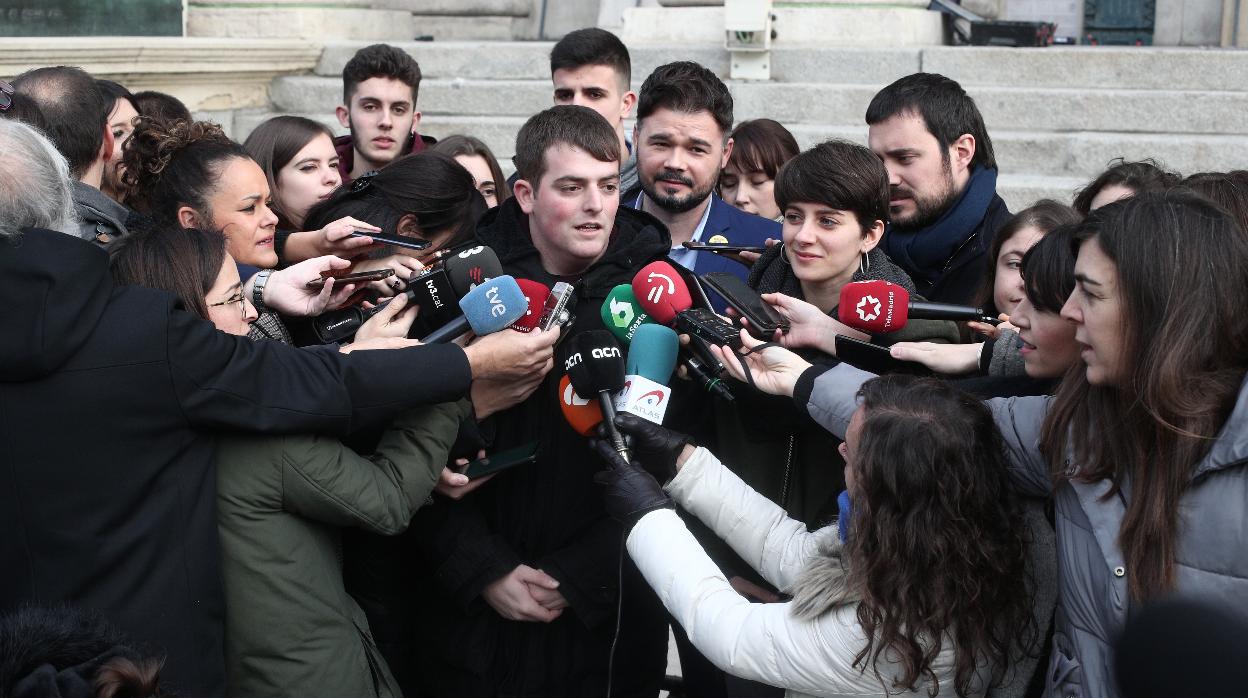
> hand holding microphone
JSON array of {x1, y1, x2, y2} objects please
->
[{"x1": 599, "y1": 413, "x2": 694, "y2": 484}]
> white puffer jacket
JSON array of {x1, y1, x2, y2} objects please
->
[{"x1": 627, "y1": 448, "x2": 986, "y2": 698}]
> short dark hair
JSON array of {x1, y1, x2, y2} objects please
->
[
  {"x1": 726, "y1": 118, "x2": 800, "y2": 179},
  {"x1": 977, "y1": 199, "x2": 1081, "y2": 315},
  {"x1": 110, "y1": 221, "x2": 227, "y2": 321},
  {"x1": 97, "y1": 79, "x2": 140, "y2": 120},
  {"x1": 550, "y1": 28, "x2": 631, "y2": 88},
  {"x1": 433, "y1": 134, "x2": 512, "y2": 205},
  {"x1": 342, "y1": 43, "x2": 422, "y2": 106},
  {"x1": 304, "y1": 151, "x2": 485, "y2": 255},
  {"x1": 1184, "y1": 170, "x2": 1248, "y2": 238},
  {"x1": 122, "y1": 117, "x2": 250, "y2": 223},
  {"x1": 1072, "y1": 158, "x2": 1181, "y2": 215},
  {"x1": 513, "y1": 105, "x2": 621, "y2": 188},
  {"x1": 243, "y1": 115, "x2": 338, "y2": 228},
  {"x1": 1020, "y1": 221, "x2": 1078, "y2": 314},
  {"x1": 10, "y1": 66, "x2": 112, "y2": 179},
  {"x1": 132, "y1": 90, "x2": 192, "y2": 126},
  {"x1": 865, "y1": 72, "x2": 996, "y2": 171},
  {"x1": 773, "y1": 140, "x2": 890, "y2": 235},
  {"x1": 636, "y1": 61, "x2": 732, "y2": 135}
]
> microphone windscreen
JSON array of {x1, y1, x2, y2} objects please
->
[
  {"x1": 837, "y1": 280, "x2": 910, "y2": 334},
  {"x1": 627, "y1": 324, "x2": 679, "y2": 384},
  {"x1": 600, "y1": 284, "x2": 656, "y2": 345},
  {"x1": 458, "y1": 275, "x2": 528, "y2": 335},
  {"x1": 559, "y1": 374, "x2": 604, "y2": 436},
  {"x1": 406, "y1": 267, "x2": 464, "y2": 326},
  {"x1": 563, "y1": 330, "x2": 625, "y2": 396},
  {"x1": 443, "y1": 245, "x2": 504, "y2": 297},
  {"x1": 632, "y1": 261, "x2": 692, "y2": 324},
  {"x1": 511, "y1": 279, "x2": 551, "y2": 333}
]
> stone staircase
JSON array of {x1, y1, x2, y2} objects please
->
[{"x1": 228, "y1": 41, "x2": 1248, "y2": 210}]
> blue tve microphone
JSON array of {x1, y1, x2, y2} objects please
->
[
  {"x1": 421, "y1": 274, "x2": 528, "y2": 344},
  {"x1": 617, "y1": 324, "x2": 679, "y2": 424}
]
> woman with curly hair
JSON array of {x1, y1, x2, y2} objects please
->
[
  {"x1": 122, "y1": 117, "x2": 378, "y2": 343},
  {"x1": 594, "y1": 375, "x2": 1035, "y2": 698}
]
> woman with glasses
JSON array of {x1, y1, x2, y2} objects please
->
[{"x1": 108, "y1": 223, "x2": 468, "y2": 698}]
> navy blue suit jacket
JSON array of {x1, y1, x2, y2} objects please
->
[{"x1": 626, "y1": 194, "x2": 780, "y2": 309}]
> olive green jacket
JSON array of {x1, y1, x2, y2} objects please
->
[{"x1": 217, "y1": 400, "x2": 469, "y2": 698}]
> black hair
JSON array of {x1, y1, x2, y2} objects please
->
[
  {"x1": 132, "y1": 90, "x2": 192, "y2": 126},
  {"x1": 977, "y1": 199, "x2": 1081, "y2": 316},
  {"x1": 1020, "y1": 222, "x2": 1077, "y2": 314},
  {"x1": 121, "y1": 117, "x2": 251, "y2": 223},
  {"x1": 773, "y1": 140, "x2": 890, "y2": 236},
  {"x1": 1181, "y1": 170, "x2": 1248, "y2": 237},
  {"x1": 513, "y1": 105, "x2": 621, "y2": 187},
  {"x1": 1072, "y1": 158, "x2": 1181, "y2": 215},
  {"x1": 10, "y1": 66, "x2": 112, "y2": 179},
  {"x1": 304, "y1": 151, "x2": 485, "y2": 255},
  {"x1": 243, "y1": 115, "x2": 339, "y2": 228},
  {"x1": 725, "y1": 118, "x2": 800, "y2": 179},
  {"x1": 636, "y1": 61, "x2": 733, "y2": 136},
  {"x1": 97, "y1": 79, "x2": 140, "y2": 119},
  {"x1": 865, "y1": 72, "x2": 996, "y2": 171},
  {"x1": 110, "y1": 221, "x2": 228, "y2": 320},
  {"x1": 432, "y1": 134, "x2": 512, "y2": 205},
  {"x1": 342, "y1": 43, "x2": 422, "y2": 105},
  {"x1": 550, "y1": 27, "x2": 631, "y2": 87}
]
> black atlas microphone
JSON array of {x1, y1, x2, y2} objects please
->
[{"x1": 564, "y1": 330, "x2": 630, "y2": 461}]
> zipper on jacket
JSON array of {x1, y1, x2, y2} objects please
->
[{"x1": 779, "y1": 434, "x2": 795, "y2": 508}]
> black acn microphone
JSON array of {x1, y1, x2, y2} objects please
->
[{"x1": 564, "y1": 330, "x2": 630, "y2": 461}]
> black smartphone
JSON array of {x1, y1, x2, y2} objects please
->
[
  {"x1": 462, "y1": 441, "x2": 540, "y2": 480},
  {"x1": 834, "y1": 335, "x2": 928, "y2": 376},
  {"x1": 700, "y1": 272, "x2": 789, "y2": 338},
  {"x1": 675, "y1": 308, "x2": 741, "y2": 348},
  {"x1": 305, "y1": 268, "x2": 395, "y2": 289},
  {"x1": 683, "y1": 241, "x2": 768, "y2": 254},
  {"x1": 350, "y1": 230, "x2": 432, "y2": 251}
]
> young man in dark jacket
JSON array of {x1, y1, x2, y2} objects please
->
[
  {"x1": 334, "y1": 43, "x2": 436, "y2": 183},
  {"x1": 866, "y1": 72, "x2": 1011, "y2": 305},
  {"x1": 411, "y1": 105, "x2": 672, "y2": 697}
]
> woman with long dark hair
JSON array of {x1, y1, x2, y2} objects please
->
[
  {"x1": 595, "y1": 375, "x2": 1034, "y2": 697},
  {"x1": 716, "y1": 190, "x2": 1248, "y2": 698}
]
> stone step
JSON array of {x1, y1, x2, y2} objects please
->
[
  {"x1": 272, "y1": 75, "x2": 1248, "y2": 136},
  {"x1": 313, "y1": 41, "x2": 1248, "y2": 93},
  {"x1": 234, "y1": 106, "x2": 1245, "y2": 182}
]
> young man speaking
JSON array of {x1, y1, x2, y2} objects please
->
[{"x1": 411, "y1": 105, "x2": 672, "y2": 698}]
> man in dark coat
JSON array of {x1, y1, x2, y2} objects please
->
[
  {"x1": 866, "y1": 72, "x2": 1012, "y2": 305},
  {"x1": 411, "y1": 106, "x2": 671, "y2": 697},
  {"x1": 0, "y1": 117, "x2": 558, "y2": 698}
]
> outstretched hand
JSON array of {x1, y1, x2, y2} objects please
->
[
  {"x1": 600, "y1": 413, "x2": 694, "y2": 483},
  {"x1": 708, "y1": 330, "x2": 813, "y2": 398},
  {"x1": 590, "y1": 439, "x2": 673, "y2": 530}
]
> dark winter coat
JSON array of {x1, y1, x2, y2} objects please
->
[
  {"x1": 0, "y1": 228, "x2": 473, "y2": 698},
  {"x1": 409, "y1": 198, "x2": 673, "y2": 697}
]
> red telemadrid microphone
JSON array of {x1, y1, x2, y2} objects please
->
[
  {"x1": 631, "y1": 260, "x2": 693, "y2": 324},
  {"x1": 836, "y1": 280, "x2": 998, "y2": 333},
  {"x1": 558, "y1": 374, "x2": 604, "y2": 436},
  {"x1": 510, "y1": 279, "x2": 551, "y2": 333}
]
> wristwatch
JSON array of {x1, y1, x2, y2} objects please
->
[{"x1": 251, "y1": 269, "x2": 272, "y2": 314}]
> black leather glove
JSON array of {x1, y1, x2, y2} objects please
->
[
  {"x1": 591, "y1": 439, "x2": 674, "y2": 530},
  {"x1": 598, "y1": 413, "x2": 694, "y2": 484}
]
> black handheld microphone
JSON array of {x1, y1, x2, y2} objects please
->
[{"x1": 564, "y1": 330, "x2": 630, "y2": 461}]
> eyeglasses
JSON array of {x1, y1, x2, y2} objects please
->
[
  {"x1": 208, "y1": 292, "x2": 249, "y2": 320},
  {"x1": 0, "y1": 80, "x2": 14, "y2": 112}
]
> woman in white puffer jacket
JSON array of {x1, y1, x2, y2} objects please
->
[{"x1": 595, "y1": 376, "x2": 1037, "y2": 698}]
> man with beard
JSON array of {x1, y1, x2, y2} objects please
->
[
  {"x1": 866, "y1": 72, "x2": 1011, "y2": 305},
  {"x1": 626, "y1": 61, "x2": 778, "y2": 286},
  {"x1": 334, "y1": 44, "x2": 434, "y2": 183}
]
